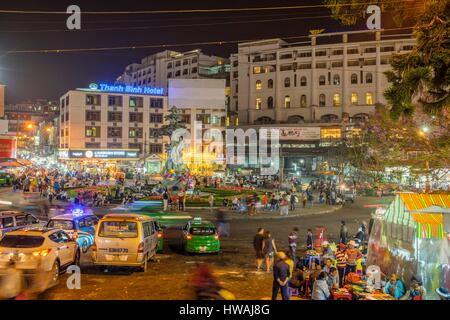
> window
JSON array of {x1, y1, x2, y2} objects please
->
[
  {"x1": 253, "y1": 66, "x2": 262, "y2": 74},
  {"x1": 150, "y1": 114, "x2": 163, "y2": 123},
  {"x1": 255, "y1": 80, "x2": 262, "y2": 90},
  {"x1": 319, "y1": 94, "x2": 326, "y2": 107},
  {"x1": 364, "y1": 59, "x2": 376, "y2": 66},
  {"x1": 284, "y1": 77, "x2": 290, "y2": 88},
  {"x1": 366, "y1": 92, "x2": 373, "y2": 105},
  {"x1": 333, "y1": 74, "x2": 340, "y2": 85},
  {"x1": 315, "y1": 50, "x2": 326, "y2": 57},
  {"x1": 196, "y1": 114, "x2": 210, "y2": 124},
  {"x1": 284, "y1": 96, "x2": 291, "y2": 109},
  {"x1": 332, "y1": 49, "x2": 343, "y2": 55},
  {"x1": 298, "y1": 63, "x2": 311, "y2": 69},
  {"x1": 402, "y1": 45, "x2": 414, "y2": 51},
  {"x1": 129, "y1": 112, "x2": 143, "y2": 123},
  {"x1": 175, "y1": 70, "x2": 181, "y2": 76},
  {"x1": 319, "y1": 75, "x2": 326, "y2": 86},
  {"x1": 85, "y1": 111, "x2": 101, "y2": 121},
  {"x1": 183, "y1": 59, "x2": 188, "y2": 65},
  {"x1": 150, "y1": 98, "x2": 164, "y2": 108},
  {"x1": 1, "y1": 217, "x2": 14, "y2": 228},
  {"x1": 364, "y1": 47, "x2": 376, "y2": 53},
  {"x1": 149, "y1": 128, "x2": 160, "y2": 138},
  {"x1": 298, "y1": 51, "x2": 312, "y2": 57},
  {"x1": 255, "y1": 98, "x2": 262, "y2": 110},
  {"x1": 180, "y1": 114, "x2": 191, "y2": 124},
  {"x1": 183, "y1": 69, "x2": 188, "y2": 75},
  {"x1": 107, "y1": 127, "x2": 122, "y2": 138},
  {"x1": 129, "y1": 128, "x2": 143, "y2": 138},
  {"x1": 233, "y1": 71, "x2": 238, "y2": 78},
  {"x1": 175, "y1": 61, "x2": 181, "y2": 67},
  {"x1": 108, "y1": 95, "x2": 122, "y2": 107},
  {"x1": 107, "y1": 143, "x2": 122, "y2": 149},
  {"x1": 129, "y1": 97, "x2": 143, "y2": 108},
  {"x1": 267, "y1": 97, "x2": 274, "y2": 109},
  {"x1": 366, "y1": 73, "x2": 373, "y2": 84},
  {"x1": 332, "y1": 61, "x2": 343, "y2": 68},
  {"x1": 300, "y1": 95, "x2": 307, "y2": 108},
  {"x1": 300, "y1": 76, "x2": 307, "y2": 86},
  {"x1": 125, "y1": 143, "x2": 140, "y2": 151},
  {"x1": 167, "y1": 72, "x2": 172, "y2": 77},
  {"x1": 333, "y1": 93, "x2": 341, "y2": 107},
  {"x1": 351, "y1": 73, "x2": 358, "y2": 84},
  {"x1": 85, "y1": 126, "x2": 100, "y2": 138},
  {"x1": 65, "y1": 112, "x2": 69, "y2": 121},
  {"x1": 280, "y1": 53, "x2": 292, "y2": 59},
  {"x1": 85, "y1": 142, "x2": 100, "y2": 148},
  {"x1": 316, "y1": 62, "x2": 327, "y2": 69},
  {"x1": 150, "y1": 144, "x2": 163, "y2": 153},
  {"x1": 347, "y1": 48, "x2": 358, "y2": 54},
  {"x1": 267, "y1": 79, "x2": 273, "y2": 89},
  {"x1": 61, "y1": 99, "x2": 65, "y2": 109},
  {"x1": 191, "y1": 57, "x2": 197, "y2": 63},
  {"x1": 191, "y1": 67, "x2": 197, "y2": 73},
  {"x1": 351, "y1": 93, "x2": 358, "y2": 105},
  {"x1": 280, "y1": 64, "x2": 293, "y2": 71},
  {"x1": 108, "y1": 112, "x2": 122, "y2": 122},
  {"x1": 60, "y1": 129, "x2": 64, "y2": 137},
  {"x1": 86, "y1": 94, "x2": 101, "y2": 105},
  {"x1": 381, "y1": 46, "x2": 395, "y2": 52}
]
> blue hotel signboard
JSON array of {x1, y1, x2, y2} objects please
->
[
  {"x1": 58, "y1": 149, "x2": 140, "y2": 160},
  {"x1": 83, "y1": 83, "x2": 164, "y2": 96}
]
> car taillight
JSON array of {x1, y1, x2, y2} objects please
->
[
  {"x1": 32, "y1": 248, "x2": 51, "y2": 257},
  {"x1": 186, "y1": 234, "x2": 192, "y2": 240},
  {"x1": 214, "y1": 235, "x2": 219, "y2": 240},
  {"x1": 137, "y1": 242, "x2": 144, "y2": 253},
  {"x1": 157, "y1": 232, "x2": 163, "y2": 238},
  {"x1": 92, "y1": 241, "x2": 97, "y2": 252},
  {"x1": 72, "y1": 229, "x2": 79, "y2": 241}
]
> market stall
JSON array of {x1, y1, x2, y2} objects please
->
[{"x1": 367, "y1": 192, "x2": 450, "y2": 299}]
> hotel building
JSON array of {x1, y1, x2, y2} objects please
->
[
  {"x1": 228, "y1": 30, "x2": 416, "y2": 175},
  {"x1": 58, "y1": 85, "x2": 168, "y2": 172}
]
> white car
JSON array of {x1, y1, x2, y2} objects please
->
[{"x1": 0, "y1": 228, "x2": 80, "y2": 283}]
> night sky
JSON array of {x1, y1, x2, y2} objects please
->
[{"x1": 0, "y1": 0, "x2": 403, "y2": 104}]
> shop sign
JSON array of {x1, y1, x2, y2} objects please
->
[
  {"x1": 277, "y1": 127, "x2": 321, "y2": 141},
  {"x1": 81, "y1": 83, "x2": 164, "y2": 96},
  {"x1": 0, "y1": 137, "x2": 17, "y2": 158},
  {"x1": 58, "y1": 149, "x2": 139, "y2": 159}
]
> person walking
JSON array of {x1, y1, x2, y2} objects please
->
[
  {"x1": 263, "y1": 193, "x2": 268, "y2": 211},
  {"x1": 339, "y1": 221, "x2": 348, "y2": 244},
  {"x1": 253, "y1": 228, "x2": 265, "y2": 272},
  {"x1": 208, "y1": 194, "x2": 215, "y2": 209},
  {"x1": 288, "y1": 227, "x2": 299, "y2": 263},
  {"x1": 302, "y1": 192, "x2": 307, "y2": 209},
  {"x1": 335, "y1": 243, "x2": 347, "y2": 287},
  {"x1": 163, "y1": 189, "x2": 169, "y2": 211},
  {"x1": 306, "y1": 229, "x2": 314, "y2": 250},
  {"x1": 279, "y1": 197, "x2": 289, "y2": 216},
  {"x1": 272, "y1": 252, "x2": 291, "y2": 300},
  {"x1": 289, "y1": 193, "x2": 296, "y2": 211},
  {"x1": 262, "y1": 231, "x2": 277, "y2": 272}
]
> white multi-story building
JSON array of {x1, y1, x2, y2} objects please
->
[
  {"x1": 228, "y1": 30, "x2": 416, "y2": 175},
  {"x1": 58, "y1": 84, "x2": 168, "y2": 171},
  {"x1": 230, "y1": 30, "x2": 415, "y2": 125},
  {"x1": 116, "y1": 49, "x2": 230, "y2": 90}
]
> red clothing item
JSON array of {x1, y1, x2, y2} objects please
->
[{"x1": 345, "y1": 248, "x2": 362, "y2": 266}]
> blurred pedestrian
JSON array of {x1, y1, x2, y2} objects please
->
[{"x1": 272, "y1": 252, "x2": 291, "y2": 300}]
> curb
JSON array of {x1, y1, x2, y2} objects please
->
[{"x1": 184, "y1": 205, "x2": 343, "y2": 220}]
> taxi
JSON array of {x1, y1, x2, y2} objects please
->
[{"x1": 182, "y1": 217, "x2": 220, "y2": 254}]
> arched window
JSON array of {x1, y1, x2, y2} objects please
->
[
  {"x1": 267, "y1": 96, "x2": 274, "y2": 109},
  {"x1": 319, "y1": 94, "x2": 326, "y2": 107},
  {"x1": 333, "y1": 93, "x2": 341, "y2": 107},
  {"x1": 268, "y1": 79, "x2": 274, "y2": 89},
  {"x1": 319, "y1": 75, "x2": 326, "y2": 86},
  {"x1": 255, "y1": 80, "x2": 262, "y2": 90},
  {"x1": 351, "y1": 92, "x2": 358, "y2": 105},
  {"x1": 333, "y1": 74, "x2": 340, "y2": 85},
  {"x1": 300, "y1": 76, "x2": 307, "y2": 86},
  {"x1": 366, "y1": 92, "x2": 373, "y2": 105},
  {"x1": 366, "y1": 73, "x2": 373, "y2": 84},
  {"x1": 284, "y1": 96, "x2": 291, "y2": 108},
  {"x1": 256, "y1": 98, "x2": 262, "y2": 110},
  {"x1": 351, "y1": 73, "x2": 358, "y2": 84},
  {"x1": 300, "y1": 95, "x2": 307, "y2": 108},
  {"x1": 284, "y1": 77, "x2": 291, "y2": 88}
]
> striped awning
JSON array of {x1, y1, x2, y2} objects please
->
[{"x1": 384, "y1": 193, "x2": 450, "y2": 240}]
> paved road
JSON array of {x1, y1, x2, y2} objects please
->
[{"x1": 0, "y1": 187, "x2": 392, "y2": 299}]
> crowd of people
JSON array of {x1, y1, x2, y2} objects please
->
[{"x1": 253, "y1": 224, "x2": 427, "y2": 301}]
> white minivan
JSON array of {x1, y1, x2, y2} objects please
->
[{"x1": 92, "y1": 214, "x2": 158, "y2": 271}]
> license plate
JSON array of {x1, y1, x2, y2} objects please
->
[
  {"x1": 109, "y1": 248, "x2": 128, "y2": 253},
  {"x1": 199, "y1": 246, "x2": 206, "y2": 252}
]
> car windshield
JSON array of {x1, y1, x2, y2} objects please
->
[
  {"x1": 0, "y1": 235, "x2": 45, "y2": 248},
  {"x1": 189, "y1": 227, "x2": 216, "y2": 236},
  {"x1": 47, "y1": 219, "x2": 74, "y2": 230},
  {"x1": 98, "y1": 221, "x2": 138, "y2": 238}
]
